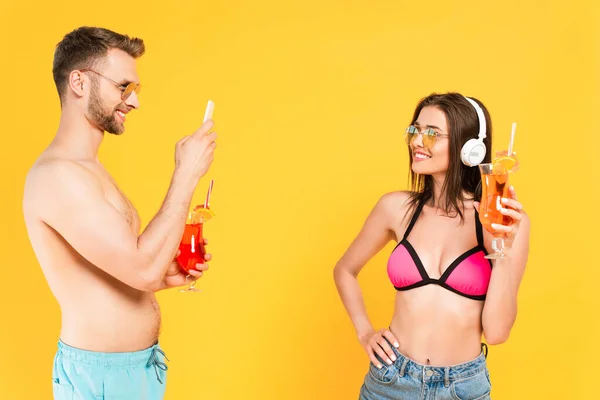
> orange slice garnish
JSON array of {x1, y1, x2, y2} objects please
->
[
  {"x1": 192, "y1": 205, "x2": 215, "y2": 224},
  {"x1": 494, "y1": 155, "x2": 518, "y2": 172}
]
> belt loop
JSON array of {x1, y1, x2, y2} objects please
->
[
  {"x1": 481, "y1": 343, "x2": 488, "y2": 359},
  {"x1": 444, "y1": 367, "x2": 450, "y2": 387},
  {"x1": 399, "y1": 357, "x2": 409, "y2": 377}
]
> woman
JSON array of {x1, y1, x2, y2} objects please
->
[{"x1": 333, "y1": 92, "x2": 530, "y2": 400}]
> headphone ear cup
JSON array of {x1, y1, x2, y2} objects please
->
[{"x1": 461, "y1": 138, "x2": 487, "y2": 167}]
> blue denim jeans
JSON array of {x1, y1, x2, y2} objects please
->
[
  {"x1": 359, "y1": 343, "x2": 491, "y2": 400},
  {"x1": 52, "y1": 340, "x2": 169, "y2": 400}
]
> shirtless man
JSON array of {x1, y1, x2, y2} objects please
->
[{"x1": 22, "y1": 26, "x2": 217, "y2": 400}]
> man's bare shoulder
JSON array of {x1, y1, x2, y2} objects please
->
[{"x1": 24, "y1": 156, "x2": 101, "y2": 213}]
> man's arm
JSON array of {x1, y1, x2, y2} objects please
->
[{"x1": 30, "y1": 159, "x2": 198, "y2": 292}]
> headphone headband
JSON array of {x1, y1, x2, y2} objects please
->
[{"x1": 464, "y1": 97, "x2": 486, "y2": 140}]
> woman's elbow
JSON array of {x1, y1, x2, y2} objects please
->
[
  {"x1": 333, "y1": 262, "x2": 358, "y2": 282},
  {"x1": 484, "y1": 329, "x2": 511, "y2": 345},
  {"x1": 333, "y1": 263, "x2": 345, "y2": 283}
]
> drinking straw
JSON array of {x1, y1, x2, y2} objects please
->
[
  {"x1": 508, "y1": 122, "x2": 517, "y2": 156},
  {"x1": 204, "y1": 179, "x2": 214, "y2": 209}
]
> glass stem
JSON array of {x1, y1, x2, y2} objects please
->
[{"x1": 492, "y1": 238, "x2": 504, "y2": 253}]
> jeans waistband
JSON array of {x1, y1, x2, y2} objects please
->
[{"x1": 379, "y1": 339, "x2": 488, "y2": 384}]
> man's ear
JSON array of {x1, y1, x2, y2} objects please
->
[{"x1": 68, "y1": 70, "x2": 86, "y2": 98}]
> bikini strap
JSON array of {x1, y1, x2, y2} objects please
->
[{"x1": 403, "y1": 201, "x2": 425, "y2": 241}]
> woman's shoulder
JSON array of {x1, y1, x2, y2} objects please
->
[{"x1": 376, "y1": 190, "x2": 416, "y2": 217}]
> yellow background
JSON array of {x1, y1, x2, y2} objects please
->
[{"x1": 1, "y1": 0, "x2": 598, "y2": 399}]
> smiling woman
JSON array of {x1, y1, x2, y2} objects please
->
[
  {"x1": 405, "y1": 94, "x2": 493, "y2": 220},
  {"x1": 333, "y1": 92, "x2": 530, "y2": 400}
]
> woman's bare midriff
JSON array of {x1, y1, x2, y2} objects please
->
[{"x1": 389, "y1": 285, "x2": 484, "y2": 366}]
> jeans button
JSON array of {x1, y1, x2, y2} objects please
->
[{"x1": 425, "y1": 370, "x2": 434, "y2": 377}]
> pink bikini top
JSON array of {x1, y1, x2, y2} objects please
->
[{"x1": 387, "y1": 202, "x2": 493, "y2": 300}]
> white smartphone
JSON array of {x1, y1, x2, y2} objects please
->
[{"x1": 203, "y1": 100, "x2": 215, "y2": 123}]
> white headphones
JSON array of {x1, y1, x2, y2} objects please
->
[{"x1": 460, "y1": 97, "x2": 487, "y2": 167}]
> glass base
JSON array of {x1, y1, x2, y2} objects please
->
[
  {"x1": 484, "y1": 252, "x2": 505, "y2": 260},
  {"x1": 179, "y1": 275, "x2": 201, "y2": 293},
  {"x1": 179, "y1": 287, "x2": 201, "y2": 293}
]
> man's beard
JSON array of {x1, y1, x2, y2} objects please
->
[{"x1": 87, "y1": 81, "x2": 125, "y2": 135}]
